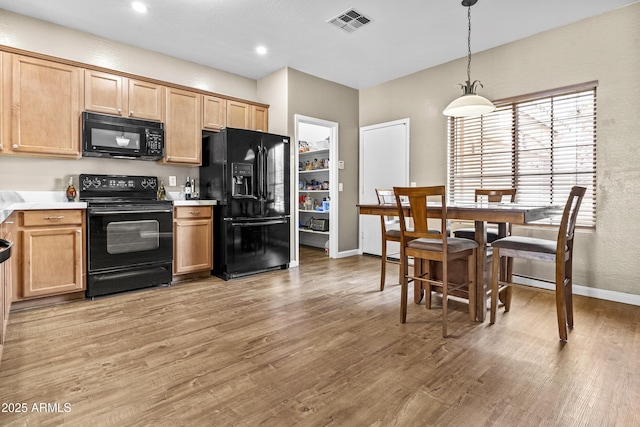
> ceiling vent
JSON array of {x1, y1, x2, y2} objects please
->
[{"x1": 327, "y1": 8, "x2": 372, "y2": 33}]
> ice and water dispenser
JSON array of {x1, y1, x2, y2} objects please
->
[{"x1": 231, "y1": 163, "x2": 254, "y2": 197}]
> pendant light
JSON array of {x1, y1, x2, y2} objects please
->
[{"x1": 443, "y1": 0, "x2": 495, "y2": 117}]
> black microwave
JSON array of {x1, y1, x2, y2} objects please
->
[{"x1": 82, "y1": 112, "x2": 165, "y2": 160}]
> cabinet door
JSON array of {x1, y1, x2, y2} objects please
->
[
  {"x1": 163, "y1": 87, "x2": 201, "y2": 165},
  {"x1": 226, "y1": 100, "x2": 250, "y2": 129},
  {"x1": 251, "y1": 104, "x2": 268, "y2": 132},
  {"x1": 6, "y1": 54, "x2": 82, "y2": 158},
  {"x1": 203, "y1": 95, "x2": 227, "y2": 130},
  {"x1": 128, "y1": 79, "x2": 163, "y2": 121},
  {"x1": 21, "y1": 226, "x2": 84, "y2": 298},
  {"x1": 173, "y1": 218, "x2": 212, "y2": 274},
  {"x1": 84, "y1": 69, "x2": 125, "y2": 116}
]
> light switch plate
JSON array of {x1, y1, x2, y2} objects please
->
[
  {"x1": 338, "y1": 183, "x2": 344, "y2": 192},
  {"x1": 169, "y1": 176, "x2": 177, "y2": 186},
  {"x1": 338, "y1": 160, "x2": 345, "y2": 169}
]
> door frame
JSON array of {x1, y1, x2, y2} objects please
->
[
  {"x1": 291, "y1": 114, "x2": 339, "y2": 267},
  {"x1": 358, "y1": 118, "x2": 410, "y2": 254}
]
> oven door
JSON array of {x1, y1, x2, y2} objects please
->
[{"x1": 87, "y1": 206, "x2": 173, "y2": 272}]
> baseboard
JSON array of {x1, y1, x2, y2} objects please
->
[
  {"x1": 513, "y1": 275, "x2": 640, "y2": 307},
  {"x1": 336, "y1": 249, "x2": 361, "y2": 259}
]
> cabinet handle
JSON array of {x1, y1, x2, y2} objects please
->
[
  {"x1": 189, "y1": 210, "x2": 201, "y2": 215},
  {"x1": 44, "y1": 216, "x2": 64, "y2": 220},
  {"x1": 129, "y1": 111, "x2": 134, "y2": 116},
  {"x1": 5, "y1": 221, "x2": 14, "y2": 224},
  {"x1": 13, "y1": 144, "x2": 18, "y2": 149}
]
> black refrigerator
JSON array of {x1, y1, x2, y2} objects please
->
[{"x1": 200, "y1": 128, "x2": 290, "y2": 280}]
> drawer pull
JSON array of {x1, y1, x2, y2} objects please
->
[
  {"x1": 44, "y1": 216, "x2": 65, "y2": 220},
  {"x1": 189, "y1": 210, "x2": 201, "y2": 215}
]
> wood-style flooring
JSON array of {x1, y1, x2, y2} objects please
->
[{"x1": 1, "y1": 246, "x2": 639, "y2": 426}]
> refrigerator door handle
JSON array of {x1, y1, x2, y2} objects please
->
[
  {"x1": 256, "y1": 145, "x2": 263, "y2": 200},
  {"x1": 230, "y1": 219, "x2": 288, "y2": 227},
  {"x1": 263, "y1": 147, "x2": 268, "y2": 201}
]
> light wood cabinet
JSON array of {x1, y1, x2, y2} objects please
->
[
  {"x1": 203, "y1": 95, "x2": 227, "y2": 131},
  {"x1": 251, "y1": 104, "x2": 269, "y2": 132},
  {"x1": 173, "y1": 206, "x2": 213, "y2": 275},
  {"x1": 162, "y1": 87, "x2": 202, "y2": 165},
  {"x1": 17, "y1": 210, "x2": 85, "y2": 300},
  {"x1": 226, "y1": 100, "x2": 251, "y2": 129},
  {"x1": 84, "y1": 70, "x2": 163, "y2": 121},
  {"x1": 2, "y1": 53, "x2": 83, "y2": 159}
]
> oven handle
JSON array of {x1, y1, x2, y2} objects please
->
[{"x1": 89, "y1": 209, "x2": 173, "y2": 215}]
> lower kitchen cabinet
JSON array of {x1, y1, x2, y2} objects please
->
[
  {"x1": 17, "y1": 210, "x2": 85, "y2": 300},
  {"x1": 173, "y1": 206, "x2": 213, "y2": 275}
]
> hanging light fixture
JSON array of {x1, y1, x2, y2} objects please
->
[{"x1": 443, "y1": 0, "x2": 495, "y2": 117}]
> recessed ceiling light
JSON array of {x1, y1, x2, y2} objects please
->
[
  {"x1": 256, "y1": 46, "x2": 267, "y2": 55},
  {"x1": 132, "y1": 2, "x2": 147, "y2": 13}
]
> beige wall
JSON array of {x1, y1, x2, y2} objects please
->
[
  {"x1": 286, "y1": 68, "x2": 360, "y2": 252},
  {"x1": 360, "y1": 3, "x2": 640, "y2": 295}
]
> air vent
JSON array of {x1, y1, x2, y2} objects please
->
[{"x1": 327, "y1": 8, "x2": 372, "y2": 33}]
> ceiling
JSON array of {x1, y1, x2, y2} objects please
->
[{"x1": 0, "y1": 0, "x2": 637, "y2": 89}]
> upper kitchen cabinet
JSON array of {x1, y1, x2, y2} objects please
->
[
  {"x1": 161, "y1": 87, "x2": 202, "y2": 165},
  {"x1": 226, "y1": 100, "x2": 251, "y2": 129},
  {"x1": 202, "y1": 95, "x2": 227, "y2": 131},
  {"x1": 251, "y1": 104, "x2": 269, "y2": 132},
  {"x1": 2, "y1": 53, "x2": 83, "y2": 159},
  {"x1": 84, "y1": 70, "x2": 164, "y2": 121}
]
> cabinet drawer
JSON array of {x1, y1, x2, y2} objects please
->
[
  {"x1": 174, "y1": 206, "x2": 212, "y2": 220},
  {"x1": 21, "y1": 210, "x2": 84, "y2": 227}
]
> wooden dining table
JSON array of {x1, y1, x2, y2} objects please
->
[{"x1": 357, "y1": 201, "x2": 561, "y2": 322}]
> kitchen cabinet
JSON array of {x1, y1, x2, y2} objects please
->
[
  {"x1": 17, "y1": 210, "x2": 85, "y2": 300},
  {"x1": 226, "y1": 100, "x2": 251, "y2": 129},
  {"x1": 203, "y1": 95, "x2": 227, "y2": 131},
  {"x1": 84, "y1": 70, "x2": 164, "y2": 121},
  {"x1": 1, "y1": 53, "x2": 83, "y2": 159},
  {"x1": 251, "y1": 104, "x2": 269, "y2": 132},
  {"x1": 161, "y1": 87, "x2": 202, "y2": 165},
  {"x1": 173, "y1": 206, "x2": 213, "y2": 275}
]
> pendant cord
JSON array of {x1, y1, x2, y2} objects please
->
[{"x1": 467, "y1": 5, "x2": 472, "y2": 84}]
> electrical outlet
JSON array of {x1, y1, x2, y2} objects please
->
[
  {"x1": 169, "y1": 176, "x2": 177, "y2": 186},
  {"x1": 338, "y1": 160, "x2": 345, "y2": 169},
  {"x1": 339, "y1": 182, "x2": 344, "y2": 192},
  {"x1": 410, "y1": 182, "x2": 417, "y2": 187}
]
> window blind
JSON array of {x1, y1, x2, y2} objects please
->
[{"x1": 448, "y1": 82, "x2": 597, "y2": 227}]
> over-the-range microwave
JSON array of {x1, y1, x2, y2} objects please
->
[{"x1": 82, "y1": 112, "x2": 165, "y2": 160}]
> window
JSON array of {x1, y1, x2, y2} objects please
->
[{"x1": 448, "y1": 82, "x2": 597, "y2": 227}]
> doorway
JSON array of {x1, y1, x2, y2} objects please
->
[
  {"x1": 293, "y1": 115, "x2": 339, "y2": 267},
  {"x1": 359, "y1": 118, "x2": 410, "y2": 256}
]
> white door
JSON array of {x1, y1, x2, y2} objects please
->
[{"x1": 359, "y1": 119, "x2": 410, "y2": 256}]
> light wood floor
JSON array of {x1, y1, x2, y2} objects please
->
[{"x1": 1, "y1": 246, "x2": 639, "y2": 426}]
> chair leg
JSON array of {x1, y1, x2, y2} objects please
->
[
  {"x1": 380, "y1": 239, "x2": 387, "y2": 291},
  {"x1": 468, "y1": 251, "x2": 476, "y2": 322},
  {"x1": 555, "y1": 265, "x2": 569, "y2": 341},
  {"x1": 504, "y1": 257, "x2": 513, "y2": 312},
  {"x1": 400, "y1": 250, "x2": 408, "y2": 324},
  {"x1": 490, "y1": 248, "x2": 500, "y2": 324},
  {"x1": 442, "y1": 264, "x2": 448, "y2": 337}
]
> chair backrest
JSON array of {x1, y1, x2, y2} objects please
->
[
  {"x1": 557, "y1": 186, "x2": 587, "y2": 259},
  {"x1": 475, "y1": 188, "x2": 516, "y2": 203},
  {"x1": 375, "y1": 189, "x2": 399, "y2": 230},
  {"x1": 393, "y1": 186, "x2": 447, "y2": 246}
]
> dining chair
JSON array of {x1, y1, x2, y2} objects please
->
[
  {"x1": 394, "y1": 185, "x2": 479, "y2": 337},
  {"x1": 489, "y1": 186, "x2": 586, "y2": 341},
  {"x1": 375, "y1": 189, "x2": 404, "y2": 291},
  {"x1": 453, "y1": 188, "x2": 517, "y2": 243}
]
